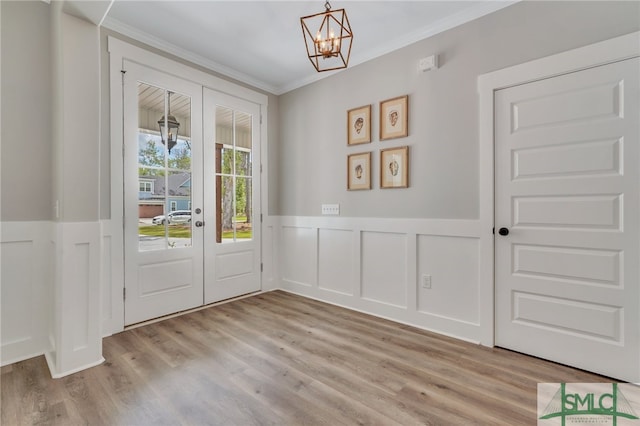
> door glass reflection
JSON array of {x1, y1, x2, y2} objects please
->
[
  {"x1": 137, "y1": 82, "x2": 192, "y2": 251},
  {"x1": 214, "y1": 106, "x2": 253, "y2": 243}
]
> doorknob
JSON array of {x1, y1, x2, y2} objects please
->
[
  {"x1": 195, "y1": 221, "x2": 204, "y2": 227},
  {"x1": 498, "y1": 227, "x2": 509, "y2": 236}
]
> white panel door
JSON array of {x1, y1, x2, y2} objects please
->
[
  {"x1": 495, "y1": 58, "x2": 639, "y2": 381},
  {"x1": 123, "y1": 61, "x2": 204, "y2": 325},
  {"x1": 203, "y1": 89, "x2": 261, "y2": 303}
]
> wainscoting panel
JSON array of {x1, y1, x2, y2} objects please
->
[
  {"x1": 318, "y1": 229, "x2": 354, "y2": 296},
  {"x1": 361, "y1": 231, "x2": 407, "y2": 308},
  {"x1": 417, "y1": 235, "x2": 480, "y2": 324},
  {"x1": 261, "y1": 224, "x2": 277, "y2": 291},
  {"x1": 276, "y1": 216, "x2": 484, "y2": 343},
  {"x1": 281, "y1": 226, "x2": 317, "y2": 287},
  {"x1": 0, "y1": 221, "x2": 52, "y2": 366},
  {"x1": 46, "y1": 221, "x2": 104, "y2": 378},
  {"x1": 101, "y1": 228, "x2": 113, "y2": 335}
]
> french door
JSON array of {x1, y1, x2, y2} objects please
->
[
  {"x1": 494, "y1": 57, "x2": 639, "y2": 381},
  {"x1": 123, "y1": 62, "x2": 260, "y2": 326},
  {"x1": 203, "y1": 89, "x2": 261, "y2": 304}
]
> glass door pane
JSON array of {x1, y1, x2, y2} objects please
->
[
  {"x1": 214, "y1": 106, "x2": 253, "y2": 243},
  {"x1": 137, "y1": 82, "x2": 192, "y2": 251}
]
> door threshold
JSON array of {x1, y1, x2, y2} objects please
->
[{"x1": 124, "y1": 290, "x2": 264, "y2": 331}]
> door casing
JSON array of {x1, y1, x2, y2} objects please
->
[
  {"x1": 107, "y1": 37, "x2": 269, "y2": 335},
  {"x1": 477, "y1": 31, "x2": 640, "y2": 350}
]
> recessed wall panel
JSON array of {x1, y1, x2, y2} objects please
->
[
  {"x1": 102, "y1": 235, "x2": 112, "y2": 328},
  {"x1": 361, "y1": 232, "x2": 406, "y2": 308},
  {"x1": 73, "y1": 242, "x2": 90, "y2": 351},
  {"x1": 281, "y1": 226, "x2": 316, "y2": 287},
  {"x1": 417, "y1": 235, "x2": 479, "y2": 323},
  {"x1": 513, "y1": 244, "x2": 620, "y2": 286},
  {"x1": 318, "y1": 229, "x2": 354, "y2": 295},
  {"x1": 1, "y1": 241, "x2": 34, "y2": 344},
  {"x1": 513, "y1": 292, "x2": 621, "y2": 342}
]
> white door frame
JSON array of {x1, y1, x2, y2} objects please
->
[
  {"x1": 107, "y1": 37, "x2": 268, "y2": 335},
  {"x1": 476, "y1": 31, "x2": 640, "y2": 348}
]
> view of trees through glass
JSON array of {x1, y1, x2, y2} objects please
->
[
  {"x1": 137, "y1": 82, "x2": 193, "y2": 251},
  {"x1": 215, "y1": 106, "x2": 253, "y2": 243},
  {"x1": 135, "y1": 83, "x2": 254, "y2": 249}
]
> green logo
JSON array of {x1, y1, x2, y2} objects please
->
[{"x1": 539, "y1": 383, "x2": 639, "y2": 425}]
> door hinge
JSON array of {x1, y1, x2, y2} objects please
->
[
  {"x1": 260, "y1": 263, "x2": 263, "y2": 272},
  {"x1": 123, "y1": 287, "x2": 126, "y2": 301},
  {"x1": 260, "y1": 114, "x2": 263, "y2": 125},
  {"x1": 260, "y1": 213, "x2": 263, "y2": 223}
]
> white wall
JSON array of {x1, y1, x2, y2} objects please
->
[
  {"x1": 272, "y1": 216, "x2": 483, "y2": 341},
  {"x1": 273, "y1": 1, "x2": 640, "y2": 344},
  {"x1": 2, "y1": 0, "x2": 639, "y2": 372},
  {"x1": 1, "y1": 2, "x2": 103, "y2": 375},
  {"x1": 276, "y1": 1, "x2": 640, "y2": 219}
]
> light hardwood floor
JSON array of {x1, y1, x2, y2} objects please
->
[{"x1": 2, "y1": 290, "x2": 610, "y2": 425}]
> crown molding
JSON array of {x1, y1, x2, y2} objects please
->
[
  {"x1": 271, "y1": 1, "x2": 520, "y2": 94},
  {"x1": 102, "y1": 16, "x2": 279, "y2": 95},
  {"x1": 103, "y1": 1, "x2": 518, "y2": 96}
]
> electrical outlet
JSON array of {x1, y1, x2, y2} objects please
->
[
  {"x1": 321, "y1": 204, "x2": 340, "y2": 215},
  {"x1": 422, "y1": 274, "x2": 432, "y2": 289}
]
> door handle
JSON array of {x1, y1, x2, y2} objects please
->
[
  {"x1": 195, "y1": 221, "x2": 204, "y2": 227},
  {"x1": 498, "y1": 227, "x2": 509, "y2": 236}
]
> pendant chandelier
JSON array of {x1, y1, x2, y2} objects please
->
[
  {"x1": 157, "y1": 91, "x2": 180, "y2": 154},
  {"x1": 300, "y1": 1, "x2": 353, "y2": 72}
]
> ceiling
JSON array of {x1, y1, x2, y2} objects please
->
[{"x1": 70, "y1": 1, "x2": 517, "y2": 95}]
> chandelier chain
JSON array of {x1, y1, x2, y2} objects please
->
[{"x1": 324, "y1": 1, "x2": 331, "y2": 11}]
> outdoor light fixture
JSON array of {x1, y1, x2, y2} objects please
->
[
  {"x1": 157, "y1": 91, "x2": 180, "y2": 154},
  {"x1": 300, "y1": 1, "x2": 353, "y2": 72}
]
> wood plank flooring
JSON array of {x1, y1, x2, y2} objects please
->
[{"x1": 1, "y1": 290, "x2": 611, "y2": 425}]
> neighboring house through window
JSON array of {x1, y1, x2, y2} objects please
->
[
  {"x1": 171, "y1": 201, "x2": 177, "y2": 212},
  {"x1": 139, "y1": 180, "x2": 153, "y2": 193}
]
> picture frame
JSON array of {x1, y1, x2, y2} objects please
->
[
  {"x1": 380, "y1": 146, "x2": 409, "y2": 188},
  {"x1": 347, "y1": 104, "x2": 372, "y2": 145},
  {"x1": 380, "y1": 95, "x2": 408, "y2": 140},
  {"x1": 347, "y1": 152, "x2": 372, "y2": 190}
]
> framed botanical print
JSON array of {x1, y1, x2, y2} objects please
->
[
  {"x1": 380, "y1": 95, "x2": 408, "y2": 140},
  {"x1": 347, "y1": 104, "x2": 372, "y2": 145},
  {"x1": 380, "y1": 146, "x2": 408, "y2": 188},
  {"x1": 347, "y1": 152, "x2": 372, "y2": 190}
]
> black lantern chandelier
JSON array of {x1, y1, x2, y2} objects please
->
[
  {"x1": 157, "y1": 91, "x2": 180, "y2": 154},
  {"x1": 300, "y1": 1, "x2": 353, "y2": 72}
]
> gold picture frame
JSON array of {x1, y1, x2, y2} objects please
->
[
  {"x1": 380, "y1": 95, "x2": 408, "y2": 140},
  {"x1": 347, "y1": 152, "x2": 372, "y2": 190},
  {"x1": 380, "y1": 146, "x2": 409, "y2": 188},
  {"x1": 347, "y1": 104, "x2": 372, "y2": 145}
]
